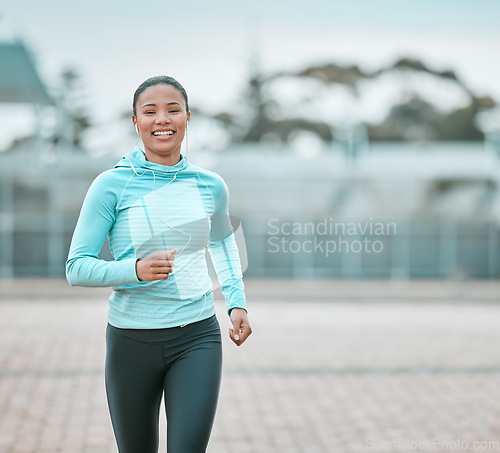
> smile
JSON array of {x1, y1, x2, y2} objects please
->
[{"x1": 153, "y1": 131, "x2": 175, "y2": 136}]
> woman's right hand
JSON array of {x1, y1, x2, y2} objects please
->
[{"x1": 136, "y1": 249, "x2": 177, "y2": 281}]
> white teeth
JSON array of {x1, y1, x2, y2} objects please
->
[{"x1": 153, "y1": 131, "x2": 174, "y2": 136}]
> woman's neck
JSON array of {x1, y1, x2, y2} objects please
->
[{"x1": 144, "y1": 150, "x2": 182, "y2": 167}]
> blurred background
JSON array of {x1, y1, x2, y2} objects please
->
[
  {"x1": 1, "y1": 3, "x2": 500, "y2": 453},
  {"x1": 0, "y1": 0, "x2": 499, "y2": 279}
]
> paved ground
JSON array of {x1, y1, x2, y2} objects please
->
[{"x1": 0, "y1": 278, "x2": 499, "y2": 453}]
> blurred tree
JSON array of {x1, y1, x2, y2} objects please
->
[
  {"x1": 436, "y1": 97, "x2": 493, "y2": 141},
  {"x1": 203, "y1": 56, "x2": 497, "y2": 145},
  {"x1": 295, "y1": 62, "x2": 367, "y2": 92},
  {"x1": 237, "y1": 66, "x2": 332, "y2": 144},
  {"x1": 368, "y1": 95, "x2": 492, "y2": 141},
  {"x1": 368, "y1": 95, "x2": 440, "y2": 141},
  {"x1": 53, "y1": 67, "x2": 91, "y2": 150},
  {"x1": 381, "y1": 57, "x2": 463, "y2": 86}
]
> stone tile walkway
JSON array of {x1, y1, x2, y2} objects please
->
[{"x1": 0, "y1": 278, "x2": 499, "y2": 453}]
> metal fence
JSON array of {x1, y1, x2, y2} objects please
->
[{"x1": 1, "y1": 143, "x2": 499, "y2": 279}]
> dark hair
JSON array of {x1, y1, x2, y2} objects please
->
[{"x1": 133, "y1": 75, "x2": 189, "y2": 116}]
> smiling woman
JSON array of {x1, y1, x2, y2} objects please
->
[
  {"x1": 132, "y1": 79, "x2": 191, "y2": 166},
  {"x1": 66, "y1": 75, "x2": 252, "y2": 453}
]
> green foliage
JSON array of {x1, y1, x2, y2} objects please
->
[{"x1": 210, "y1": 56, "x2": 497, "y2": 143}]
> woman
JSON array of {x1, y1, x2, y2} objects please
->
[{"x1": 66, "y1": 75, "x2": 251, "y2": 453}]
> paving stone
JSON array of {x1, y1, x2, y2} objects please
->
[{"x1": 0, "y1": 278, "x2": 499, "y2": 452}]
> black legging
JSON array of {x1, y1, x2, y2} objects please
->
[{"x1": 105, "y1": 314, "x2": 223, "y2": 453}]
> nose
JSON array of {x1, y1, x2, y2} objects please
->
[{"x1": 155, "y1": 113, "x2": 171, "y2": 124}]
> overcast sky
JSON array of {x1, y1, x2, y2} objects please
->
[{"x1": 1, "y1": 0, "x2": 499, "y2": 129}]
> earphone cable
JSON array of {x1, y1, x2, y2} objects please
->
[{"x1": 128, "y1": 150, "x2": 208, "y2": 327}]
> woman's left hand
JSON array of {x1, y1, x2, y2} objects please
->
[{"x1": 229, "y1": 308, "x2": 252, "y2": 346}]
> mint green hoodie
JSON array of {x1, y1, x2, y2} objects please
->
[{"x1": 66, "y1": 147, "x2": 246, "y2": 328}]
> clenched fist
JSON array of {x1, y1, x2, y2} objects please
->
[{"x1": 136, "y1": 249, "x2": 177, "y2": 282}]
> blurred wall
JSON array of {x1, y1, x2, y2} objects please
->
[{"x1": 1, "y1": 141, "x2": 499, "y2": 279}]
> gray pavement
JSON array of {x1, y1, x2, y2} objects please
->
[{"x1": 0, "y1": 278, "x2": 499, "y2": 453}]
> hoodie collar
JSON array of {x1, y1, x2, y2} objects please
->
[{"x1": 116, "y1": 146, "x2": 188, "y2": 174}]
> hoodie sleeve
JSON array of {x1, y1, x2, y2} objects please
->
[
  {"x1": 66, "y1": 172, "x2": 140, "y2": 287},
  {"x1": 206, "y1": 174, "x2": 247, "y2": 315}
]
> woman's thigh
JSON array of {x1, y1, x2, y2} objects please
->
[
  {"x1": 164, "y1": 340, "x2": 223, "y2": 453},
  {"x1": 105, "y1": 325, "x2": 165, "y2": 453}
]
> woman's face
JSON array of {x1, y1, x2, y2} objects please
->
[{"x1": 132, "y1": 84, "x2": 190, "y2": 164}]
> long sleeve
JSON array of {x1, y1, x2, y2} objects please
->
[
  {"x1": 207, "y1": 176, "x2": 247, "y2": 314},
  {"x1": 65, "y1": 172, "x2": 139, "y2": 287}
]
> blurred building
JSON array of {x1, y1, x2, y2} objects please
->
[
  {"x1": 215, "y1": 141, "x2": 500, "y2": 279},
  {"x1": 0, "y1": 41, "x2": 53, "y2": 152},
  {"x1": 0, "y1": 41, "x2": 52, "y2": 105},
  {"x1": 1, "y1": 140, "x2": 499, "y2": 279},
  {"x1": 1, "y1": 42, "x2": 499, "y2": 279}
]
